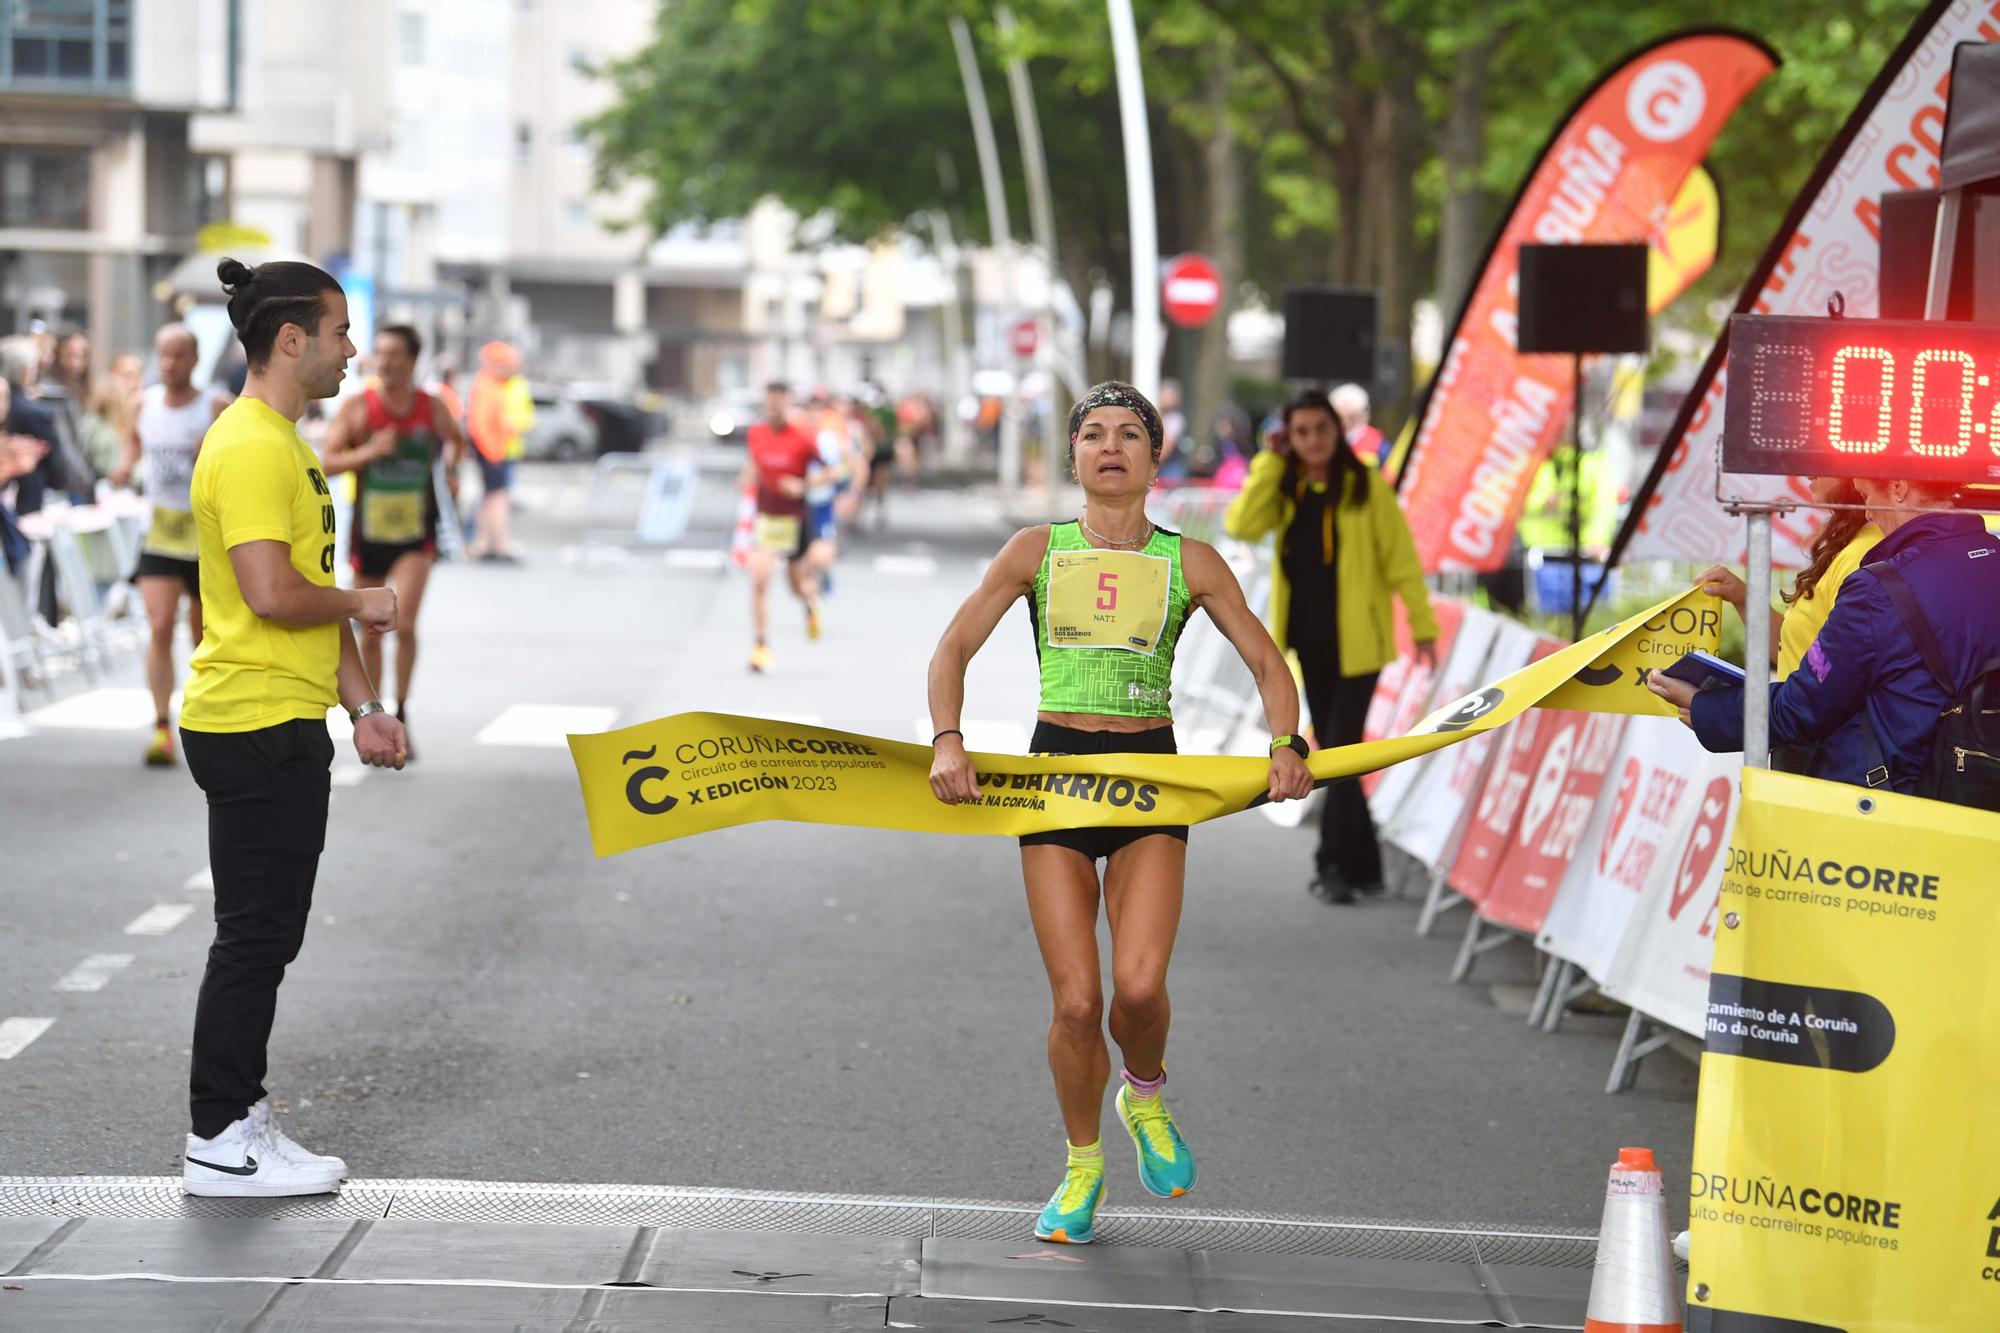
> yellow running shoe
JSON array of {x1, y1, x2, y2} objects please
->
[
  {"x1": 1034, "y1": 1159, "x2": 1104, "y2": 1244},
  {"x1": 748, "y1": 643, "x2": 772, "y2": 673},
  {"x1": 1117, "y1": 1081, "x2": 1196, "y2": 1198},
  {"x1": 144, "y1": 725, "x2": 176, "y2": 768},
  {"x1": 806, "y1": 602, "x2": 823, "y2": 642}
]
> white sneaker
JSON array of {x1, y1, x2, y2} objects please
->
[
  {"x1": 183, "y1": 1114, "x2": 343, "y2": 1197},
  {"x1": 1673, "y1": 1230, "x2": 1691, "y2": 1262},
  {"x1": 250, "y1": 1099, "x2": 348, "y2": 1178}
]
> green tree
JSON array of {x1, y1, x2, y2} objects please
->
[{"x1": 588, "y1": 0, "x2": 1934, "y2": 425}]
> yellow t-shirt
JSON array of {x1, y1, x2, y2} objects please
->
[
  {"x1": 180, "y1": 396, "x2": 341, "y2": 733},
  {"x1": 1775, "y1": 522, "x2": 1882, "y2": 681}
]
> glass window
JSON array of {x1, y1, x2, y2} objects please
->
[
  {"x1": 0, "y1": 145, "x2": 93, "y2": 229},
  {"x1": 2, "y1": 0, "x2": 133, "y2": 90}
]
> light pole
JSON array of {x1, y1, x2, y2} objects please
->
[
  {"x1": 1106, "y1": 0, "x2": 1160, "y2": 400},
  {"x1": 949, "y1": 14, "x2": 1023, "y2": 489},
  {"x1": 995, "y1": 5, "x2": 1066, "y2": 481}
]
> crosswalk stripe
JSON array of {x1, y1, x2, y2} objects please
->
[
  {"x1": 664, "y1": 548, "x2": 729, "y2": 571},
  {"x1": 331, "y1": 763, "x2": 368, "y2": 788},
  {"x1": 873, "y1": 554, "x2": 938, "y2": 578},
  {"x1": 0, "y1": 1017, "x2": 54, "y2": 1059},
  {"x1": 475, "y1": 704, "x2": 619, "y2": 748},
  {"x1": 123, "y1": 903, "x2": 196, "y2": 937},
  {"x1": 21, "y1": 688, "x2": 172, "y2": 732},
  {"x1": 184, "y1": 865, "x2": 213, "y2": 892},
  {"x1": 54, "y1": 954, "x2": 135, "y2": 993}
]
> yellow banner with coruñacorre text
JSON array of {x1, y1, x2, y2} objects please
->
[
  {"x1": 1687, "y1": 768, "x2": 2000, "y2": 1331},
  {"x1": 568, "y1": 588, "x2": 1720, "y2": 858}
]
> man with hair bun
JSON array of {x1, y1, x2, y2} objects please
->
[{"x1": 176, "y1": 257, "x2": 408, "y2": 1198}]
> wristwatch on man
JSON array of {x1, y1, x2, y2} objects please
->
[
  {"x1": 350, "y1": 700, "x2": 388, "y2": 724},
  {"x1": 1269, "y1": 733, "x2": 1310, "y2": 759}
]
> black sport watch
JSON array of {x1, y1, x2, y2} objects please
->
[{"x1": 1270, "y1": 733, "x2": 1310, "y2": 760}]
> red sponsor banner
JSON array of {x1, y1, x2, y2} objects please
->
[
  {"x1": 1445, "y1": 639, "x2": 1566, "y2": 901},
  {"x1": 1359, "y1": 598, "x2": 1467, "y2": 795},
  {"x1": 1617, "y1": 0, "x2": 2000, "y2": 569},
  {"x1": 1396, "y1": 32, "x2": 1776, "y2": 573},
  {"x1": 1476, "y1": 712, "x2": 1628, "y2": 934}
]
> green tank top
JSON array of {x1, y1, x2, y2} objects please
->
[{"x1": 1030, "y1": 522, "x2": 1191, "y2": 718}]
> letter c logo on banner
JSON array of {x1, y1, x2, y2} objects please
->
[
  {"x1": 1432, "y1": 687, "x2": 1505, "y2": 733},
  {"x1": 1628, "y1": 60, "x2": 1706, "y2": 143},
  {"x1": 620, "y1": 745, "x2": 678, "y2": 816}
]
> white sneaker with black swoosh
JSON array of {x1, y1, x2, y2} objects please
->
[{"x1": 182, "y1": 1112, "x2": 344, "y2": 1197}]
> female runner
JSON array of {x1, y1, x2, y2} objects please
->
[{"x1": 927, "y1": 382, "x2": 1315, "y2": 1244}]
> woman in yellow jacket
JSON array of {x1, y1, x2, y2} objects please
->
[{"x1": 1224, "y1": 388, "x2": 1438, "y2": 903}]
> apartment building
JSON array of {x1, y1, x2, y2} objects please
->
[{"x1": 0, "y1": 0, "x2": 233, "y2": 354}]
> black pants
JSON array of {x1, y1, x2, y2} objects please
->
[
  {"x1": 181, "y1": 720, "x2": 333, "y2": 1138},
  {"x1": 1298, "y1": 658, "x2": 1381, "y2": 884}
]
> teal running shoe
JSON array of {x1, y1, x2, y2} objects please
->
[
  {"x1": 1116, "y1": 1083, "x2": 1196, "y2": 1198},
  {"x1": 1033, "y1": 1163, "x2": 1105, "y2": 1244}
]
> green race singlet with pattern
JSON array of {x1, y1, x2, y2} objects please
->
[{"x1": 1029, "y1": 522, "x2": 1191, "y2": 718}]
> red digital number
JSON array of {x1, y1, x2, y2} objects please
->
[
  {"x1": 1828, "y1": 345, "x2": 1892, "y2": 455},
  {"x1": 1096, "y1": 571, "x2": 1119, "y2": 611},
  {"x1": 1911, "y1": 349, "x2": 1975, "y2": 459}
]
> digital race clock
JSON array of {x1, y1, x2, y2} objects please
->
[{"x1": 1721, "y1": 314, "x2": 2000, "y2": 482}]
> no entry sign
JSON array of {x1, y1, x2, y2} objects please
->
[
  {"x1": 1162, "y1": 254, "x2": 1223, "y2": 328},
  {"x1": 1011, "y1": 317, "x2": 1038, "y2": 359}
]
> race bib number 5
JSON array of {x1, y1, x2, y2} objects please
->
[{"x1": 1046, "y1": 549, "x2": 1171, "y2": 654}]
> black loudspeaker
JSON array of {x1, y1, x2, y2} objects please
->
[
  {"x1": 1280, "y1": 286, "x2": 1378, "y2": 383},
  {"x1": 1516, "y1": 243, "x2": 1648, "y2": 354},
  {"x1": 1879, "y1": 188, "x2": 1941, "y2": 320}
]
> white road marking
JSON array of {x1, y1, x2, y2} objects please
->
[
  {"x1": 331, "y1": 764, "x2": 368, "y2": 788},
  {"x1": 664, "y1": 548, "x2": 728, "y2": 571},
  {"x1": 475, "y1": 704, "x2": 618, "y2": 748},
  {"x1": 54, "y1": 954, "x2": 135, "y2": 993},
  {"x1": 184, "y1": 865, "x2": 213, "y2": 892},
  {"x1": 913, "y1": 717, "x2": 1031, "y2": 754},
  {"x1": 719, "y1": 710, "x2": 822, "y2": 727},
  {"x1": 0, "y1": 1017, "x2": 54, "y2": 1059},
  {"x1": 22, "y1": 688, "x2": 170, "y2": 731},
  {"x1": 872, "y1": 554, "x2": 938, "y2": 578},
  {"x1": 123, "y1": 903, "x2": 196, "y2": 936}
]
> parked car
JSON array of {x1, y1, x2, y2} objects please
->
[
  {"x1": 520, "y1": 387, "x2": 600, "y2": 461},
  {"x1": 567, "y1": 383, "x2": 665, "y2": 454}
]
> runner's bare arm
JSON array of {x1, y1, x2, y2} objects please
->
[
  {"x1": 927, "y1": 526, "x2": 1046, "y2": 803},
  {"x1": 318, "y1": 397, "x2": 385, "y2": 475},
  {"x1": 109, "y1": 417, "x2": 141, "y2": 488},
  {"x1": 1183, "y1": 539, "x2": 1313, "y2": 802}
]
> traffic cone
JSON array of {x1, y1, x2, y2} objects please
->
[{"x1": 1582, "y1": 1146, "x2": 1681, "y2": 1333}]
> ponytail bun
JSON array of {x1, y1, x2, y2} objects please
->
[{"x1": 216, "y1": 257, "x2": 254, "y2": 292}]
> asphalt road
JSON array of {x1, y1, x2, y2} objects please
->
[{"x1": 0, "y1": 462, "x2": 1697, "y2": 1229}]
